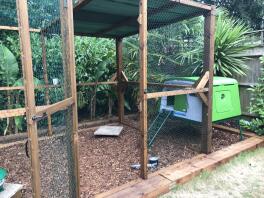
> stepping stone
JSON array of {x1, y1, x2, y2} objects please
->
[{"x1": 94, "y1": 126, "x2": 123, "y2": 136}]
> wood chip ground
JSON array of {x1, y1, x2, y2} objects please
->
[{"x1": 0, "y1": 119, "x2": 241, "y2": 197}]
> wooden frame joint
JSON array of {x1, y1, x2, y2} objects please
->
[
  {"x1": 194, "y1": 71, "x2": 209, "y2": 89},
  {"x1": 121, "y1": 71, "x2": 128, "y2": 82},
  {"x1": 197, "y1": 92, "x2": 208, "y2": 106},
  {"x1": 137, "y1": 14, "x2": 143, "y2": 25}
]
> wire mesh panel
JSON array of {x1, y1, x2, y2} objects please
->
[
  {"x1": 147, "y1": 97, "x2": 203, "y2": 150},
  {"x1": 36, "y1": 109, "x2": 74, "y2": 197},
  {"x1": 0, "y1": 0, "x2": 17, "y2": 27},
  {"x1": 147, "y1": 1, "x2": 205, "y2": 92},
  {"x1": 146, "y1": 0, "x2": 207, "y2": 151}
]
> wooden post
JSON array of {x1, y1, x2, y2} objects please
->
[
  {"x1": 139, "y1": 0, "x2": 148, "y2": 179},
  {"x1": 16, "y1": 0, "x2": 41, "y2": 197},
  {"x1": 40, "y1": 31, "x2": 53, "y2": 136},
  {"x1": 60, "y1": 0, "x2": 80, "y2": 197},
  {"x1": 116, "y1": 38, "x2": 124, "y2": 123},
  {"x1": 201, "y1": 6, "x2": 215, "y2": 154}
]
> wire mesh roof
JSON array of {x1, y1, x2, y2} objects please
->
[{"x1": 73, "y1": 0, "x2": 212, "y2": 38}]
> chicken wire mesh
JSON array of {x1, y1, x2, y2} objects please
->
[
  {"x1": 147, "y1": 6, "x2": 205, "y2": 92},
  {"x1": 146, "y1": 0, "x2": 206, "y2": 150},
  {"x1": 35, "y1": 109, "x2": 76, "y2": 198},
  {"x1": 0, "y1": 0, "x2": 17, "y2": 27}
]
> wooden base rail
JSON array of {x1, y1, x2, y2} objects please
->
[
  {"x1": 146, "y1": 88, "x2": 208, "y2": 99},
  {"x1": 121, "y1": 121, "x2": 140, "y2": 131}
]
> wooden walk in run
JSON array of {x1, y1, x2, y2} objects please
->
[{"x1": 96, "y1": 136, "x2": 264, "y2": 198}]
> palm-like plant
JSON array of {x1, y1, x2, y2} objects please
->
[{"x1": 179, "y1": 9, "x2": 253, "y2": 77}]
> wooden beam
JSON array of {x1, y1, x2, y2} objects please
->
[
  {"x1": 116, "y1": 38, "x2": 125, "y2": 123},
  {"x1": 35, "y1": 98, "x2": 74, "y2": 117},
  {"x1": 171, "y1": 0, "x2": 212, "y2": 11},
  {"x1": 139, "y1": 0, "x2": 148, "y2": 180},
  {"x1": 77, "y1": 81, "x2": 117, "y2": 86},
  {"x1": 121, "y1": 71, "x2": 128, "y2": 82},
  {"x1": 212, "y1": 124, "x2": 256, "y2": 138},
  {"x1": 201, "y1": 6, "x2": 216, "y2": 154},
  {"x1": 0, "y1": 108, "x2": 26, "y2": 119},
  {"x1": 16, "y1": 0, "x2": 41, "y2": 197},
  {"x1": 122, "y1": 121, "x2": 140, "y2": 131},
  {"x1": 74, "y1": 0, "x2": 94, "y2": 11},
  {"x1": 110, "y1": 73, "x2": 117, "y2": 81},
  {"x1": 146, "y1": 88, "x2": 208, "y2": 99},
  {"x1": 127, "y1": 81, "x2": 192, "y2": 88},
  {"x1": 197, "y1": 92, "x2": 208, "y2": 106},
  {"x1": 195, "y1": 71, "x2": 209, "y2": 106},
  {"x1": 0, "y1": 25, "x2": 40, "y2": 32},
  {"x1": 0, "y1": 99, "x2": 73, "y2": 120},
  {"x1": 195, "y1": 71, "x2": 209, "y2": 89},
  {"x1": 0, "y1": 86, "x2": 24, "y2": 91},
  {"x1": 60, "y1": 0, "x2": 80, "y2": 197}
]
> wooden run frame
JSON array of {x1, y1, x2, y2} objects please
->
[{"x1": 0, "y1": 0, "x2": 215, "y2": 195}]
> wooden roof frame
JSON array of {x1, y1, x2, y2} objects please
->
[{"x1": 72, "y1": 0, "x2": 213, "y2": 38}]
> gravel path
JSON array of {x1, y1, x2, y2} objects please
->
[{"x1": 0, "y1": 119, "x2": 241, "y2": 197}]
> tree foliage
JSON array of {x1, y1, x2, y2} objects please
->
[{"x1": 200, "y1": 0, "x2": 264, "y2": 30}]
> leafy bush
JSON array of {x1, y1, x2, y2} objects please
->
[{"x1": 240, "y1": 55, "x2": 264, "y2": 135}]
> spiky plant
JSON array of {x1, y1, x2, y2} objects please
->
[{"x1": 179, "y1": 9, "x2": 253, "y2": 77}]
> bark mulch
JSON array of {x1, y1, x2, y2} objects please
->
[{"x1": 0, "y1": 119, "x2": 242, "y2": 198}]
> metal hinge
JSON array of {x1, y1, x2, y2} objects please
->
[{"x1": 32, "y1": 113, "x2": 47, "y2": 122}]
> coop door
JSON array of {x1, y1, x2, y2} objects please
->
[
  {"x1": 16, "y1": 0, "x2": 79, "y2": 197},
  {"x1": 215, "y1": 90, "x2": 233, "y2": 113},
  {"x1": 174, "y1": 95, "x2": 188, "y2": 112}
]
